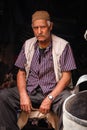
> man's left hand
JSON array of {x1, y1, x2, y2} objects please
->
[{"x1": 39, "y1": 96, "x2": 52, "y2": 114}]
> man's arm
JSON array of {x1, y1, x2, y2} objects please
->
[
  {"x1": 48, "y1": 71, "x2": 71, "y2": 98},
  {"x1": 39, "y1": 71, "x2": 71, "y2": 114},
  {"x1": 17, "y1": 69, "x2": 32, "y2": 113},
  {"x1": 17, "y1": 69, "x2": 26, "y2": 95}
]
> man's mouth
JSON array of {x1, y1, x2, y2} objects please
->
[{"x1": 37, "y1": 35, "x2": 44, "y2": 38}]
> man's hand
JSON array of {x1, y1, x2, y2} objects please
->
[
  {"x1": 39, "y1": 96, "x2": 52, "y2": 114},
  {"x1": 20, "y1": 92, "x2": 32, "y2": 114},
  {"x1": 17, "y1": 70, "x2": 32, "y2": 113}
]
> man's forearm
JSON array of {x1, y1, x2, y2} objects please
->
[
  {"x1": 17, "y1": 69, "x2": 27, "y2": 97},
  {"x1": 48, "y1": 71, "x2": 71, "y2": 100}
]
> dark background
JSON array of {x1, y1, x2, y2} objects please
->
[{"x1": 0, "y1": 0, "x2": 87, "y2": 85}]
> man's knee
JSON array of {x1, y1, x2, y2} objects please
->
[{"x1": 0, "y1": 88, "x2": 10, "y2": 102}]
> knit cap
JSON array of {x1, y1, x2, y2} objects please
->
[{"x1": 32, "y1": 10, "x2": 50, "y2": 22}]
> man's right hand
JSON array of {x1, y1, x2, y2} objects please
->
[{"x1": 20, "y1": 92, "x2": 32, "y2": 114}]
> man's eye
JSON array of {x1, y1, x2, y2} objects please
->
[
  {"x1": 33, "y1": 26, "x2": 47, "y2": 30},
  {"x1": 33, "y1": 27, "x2": 38, "y2": 30},
  {"x1": 41, "y1": 26, "x2": 46, "y2": 29}
]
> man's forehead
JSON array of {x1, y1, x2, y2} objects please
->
[{"x1": 32, "y1": 19, "x2": 48, "y2": 26}]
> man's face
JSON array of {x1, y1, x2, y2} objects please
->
[{"x1": 32, "y1": 19, "x2": 53, "y2": 43}]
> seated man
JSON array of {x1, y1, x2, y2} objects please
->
[{"x1": 0, "y1": 10, "x2": 76, "y2": 130}]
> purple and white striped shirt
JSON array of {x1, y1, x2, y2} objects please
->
[{"x1": 15, "y1": 41, "x2": 76, "y2": 94}]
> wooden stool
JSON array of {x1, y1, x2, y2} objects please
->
[{"x1": 17, "y1": 108, "x2": 58, "y2": 130}]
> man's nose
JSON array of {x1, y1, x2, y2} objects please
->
[{"x1": 38, "y1": 27, "x2": 42, "y2": 34}]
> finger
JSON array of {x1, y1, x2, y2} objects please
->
[
  {"x1": 26, "y1": 106, "x2": 31, "y2": 113},
  {"x1": 21, "y1": 103, "x2": 32, "y2": 113},
  {"x1": 39, "y1": 108, "x2": 47, "y2": 114},
  {"x1": 21, "y1": 105, "x2": 25, "y2": 111}
]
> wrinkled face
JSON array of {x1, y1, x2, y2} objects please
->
[{"x1": 32, "y1": 19, "x2": 53, "y2": 43}]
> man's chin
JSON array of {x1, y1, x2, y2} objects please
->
[{"x1": 37, "y1": 38, "x2": 45, "y2": 43}]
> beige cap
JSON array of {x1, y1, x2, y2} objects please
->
[{"x1": 32, "y1": 10, "x2": 50, "y2": 22}]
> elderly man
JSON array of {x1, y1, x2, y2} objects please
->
[{"x1": 0, "y1": 10, "x2": 76, "y2": 130}]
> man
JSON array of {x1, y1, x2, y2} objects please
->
[{"x1": 0, "y1": 10, "x2": 76, "y2": 130}]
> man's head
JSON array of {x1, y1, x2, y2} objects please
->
[{"x1": 31, "y1": 10, "x2": 53, "y2": 43}]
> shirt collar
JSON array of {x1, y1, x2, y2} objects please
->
[{"x1": 34, "y1": 40, "x2": 52, "y2": 52}]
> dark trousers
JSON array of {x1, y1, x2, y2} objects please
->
[
  {"x1": 0, "y1": 87, "x2": 20, "y2": 130},
  {"x1": 0, "y1": 87, "x2": 71, "y2": 130}
]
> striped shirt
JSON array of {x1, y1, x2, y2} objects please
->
[{"x1": 15, "y1": 41, "x2": 76, "y2": 94}]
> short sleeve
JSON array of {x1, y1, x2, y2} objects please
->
[
  {"x1": 15, "y1": 44, "x2": 26, "y2": 70},
  {"x1": 60, "y1": 44, "x2": 76, "y2": 71}
]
